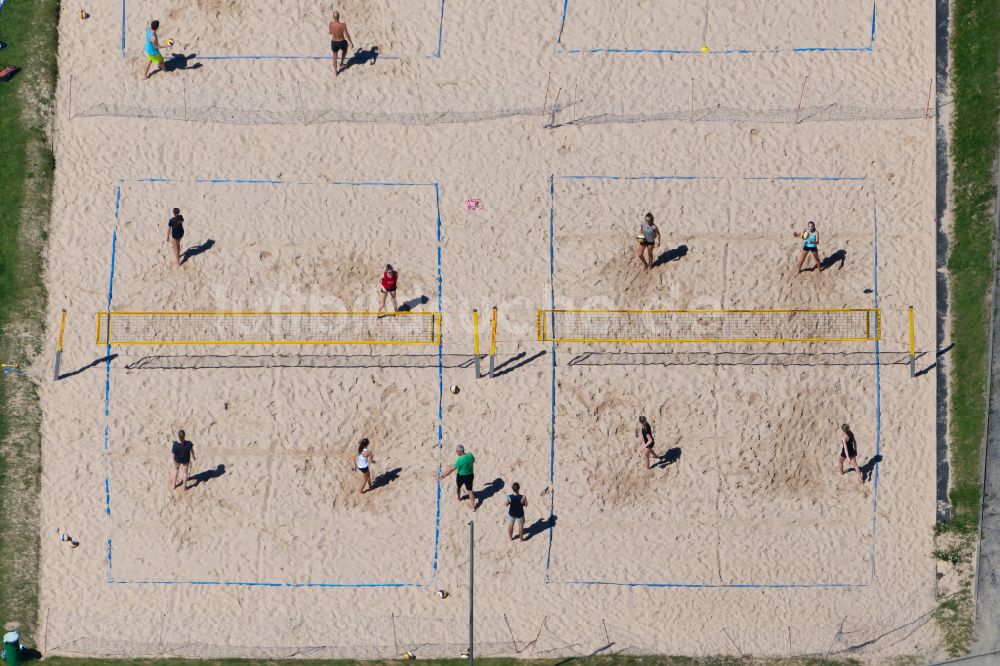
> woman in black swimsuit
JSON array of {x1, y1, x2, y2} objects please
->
[
  {"x1": 638, "y1": 415, "x2": 657, "y2": 470},
  {"x1": 167, "y1": 207, "x2": 184, "y2": 267},
  {"x1": 837, "y1": 423, "x2": 863, "y2": 484}
]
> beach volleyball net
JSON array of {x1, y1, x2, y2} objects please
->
[
  {"x1": 536, "y1": 308, "x2": 880, "y2": 344},
  {"x1": 95, "y1": 311, "x2": 442, "y2": 346}
]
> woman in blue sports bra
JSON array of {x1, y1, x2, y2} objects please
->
[{"x1": 794, "y1": 220, "x2": 823, "y2": 274}]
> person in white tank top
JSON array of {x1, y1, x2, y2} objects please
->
[{"x1": 356, "y1": 437, "x2": 375, "y2": 494}]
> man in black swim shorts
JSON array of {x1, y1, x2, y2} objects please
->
[
  {"x1": 328, "y1": 11, "x2": 354, "y2": 76},
  {"x1": 171, "y1": 429, "x2": 196, "y2": 490},
  {"x1": 837, "y1": 423, "x2": 863, "y2": 484},
  {"x1": 438, "y1": 444, "x2": 477, "y2": 511}
]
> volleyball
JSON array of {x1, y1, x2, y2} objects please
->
[
  {"x1": 79, "y1": 10, "x2": 89, "y2": 19},
  {"x1": 450, "y1": 385, "x2": 460, "y2": 395},
  {"x1": 402, "y1": 651, "x2": 416, "y2": 660},
  {"x1": 436, "y1": 589, "x2": 449, "y2": 599},
  {"x1": 701, "y1": 46, "x2": 709, "y2": 52},
  {"x1": 165, "y1": 38, "x2": 175, "y2": 47}
]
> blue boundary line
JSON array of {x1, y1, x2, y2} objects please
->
[
  {"x1": 431, "y1": 181, "x2": 444, "y2": 581},
  {"x1": 555, "y1": 2, "x2": 876, "y2": 56},
  {"x1": 104, "y1": 177, "x2": 443, "y2": 589},
  {"x1": 133, "y1": 177, "x2": 438, "y2": 187},
  {"x1": 545, "y1": 174, "x2": 879, "y2": 588},
  {"x1": 434, "y1": 0, "x2": 446, "y2": 58},
  {"x1": 101, "y1": 182, "x2": 121, "y2": 524},
  {"x1": 555, "y1": 0, "x2": 570, "y2": 46},
  {"x1": 550, "y1": 580, "x2": 867, "y2": 589},
  {"x1": 120, "y1": 0, "x2": 444, "y2": 60},
  {"x1": 555, "y1": 174, "x2": 867, "y2": 182},
  {"x1": 544, "y1": 176, "x2": 557, "y2": 581},
  {"x1": 103, "y1": 425, "x2": 111, "y2": 517},
  {"x1": 194, "y1": 54, "x2": 401, "y2": 61},
  {"x1": 870, "y1": 184, "x2": 881, "y2": 581},
  {"x1": 119, "y1": 0, "x2": 126, "y2": 57}
]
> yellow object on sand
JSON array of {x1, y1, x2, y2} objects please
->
[{"x1": 701, "y1": 46, "x2": 709, "y2": 52}]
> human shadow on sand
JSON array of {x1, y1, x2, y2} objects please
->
[
  {"x1": 340, "y1": 46, "x2": 381, "y2": 73},
  {"x1": 472, "y1": 477, "x2": 505, "y2": 510},
  {"x1": 181, "y1": 239, "x2": 215, "y2": 265},
  {"x1": 397, "y1": 295, "x2": 430, "y2": 312},
  {"x1": 859, "y1": 454, "x2": 883, "y2": 482},
  {"x1": 165, "y1": 53, "x2": 204, "y2": 72},
  {"x1": 652, "y1": 244, "x2": 688, "y2": 268},
  {"x1": 524, "y1": 514, "x2": 557, "y2": 541},
  {"x1": 370, "y1": 466, "x2": 402, "y2": 491},
  {"x1": 188, "y1": 463, "x2": 226, "y2": 488},
  {"x1": 651, "y1": 447, "x2": 682, "y2": 469},
  {"x1": 820, "y1": 249, "x2": 847, "y2": 271}
]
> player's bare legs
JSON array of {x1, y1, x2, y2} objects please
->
[
  {"x1": 643, "y1": 445, "x2": 657, "y2": 470},
  {"x1": 811, "y1": 249, "x2": 824, "y2": 271},
  {"x1": 637, "y1": 244, "x2": 650, "y2": 270},
  {"x1": 796, "y1": 248, "x2": 809, "y2": 273}
]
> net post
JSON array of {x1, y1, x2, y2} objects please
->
[
  {"x1": 472, "y1": 309, "x2": 482, "y2": 379},
  {"x1": 547, "y1": 87, "x2": 561, "y2": 128},
  {"x1": 909, "y1": 306, "x2": 916, "y2": 378},
  {"x1": 54, "y1": 309, "x2": 67, "y2": 381},
  {"x1": 468, "y1": 519, "x2": 475, "y2": 666},
  {"x1": 488, "y1": 306, "x2": 497, "y2": 378}
]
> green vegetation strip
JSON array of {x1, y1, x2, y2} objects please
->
[
  {"x1": 938, "y1": 0, "x2": 1000, "y2": 656},
  {"x1": 0, "y1": 0, "x2": 58, "y2": 647},
  {"x1": 948, "y1": 0, "x2": 1000, "y2": 533}
]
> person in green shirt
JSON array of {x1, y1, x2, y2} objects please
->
[{"x1": 439, "y1": 444, "x2": 476, "y2": 511}]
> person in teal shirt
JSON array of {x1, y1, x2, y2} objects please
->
[
  {"x1": 144, "y1": 19, "x2": 166, "y2": 79},
  {"x1": 794, "y1": 220, "x2": 824, "y2": 274},
  {"x1": 439, "y1": 445, "x2": 476, "y2": 511}
]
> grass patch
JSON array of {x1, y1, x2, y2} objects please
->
[
  {"x1": 0, "y1": 0, "x2": 59, "y2": 647},
  {"x1": 939, "y1": 0, "x2": 1000, "y2": 656}
]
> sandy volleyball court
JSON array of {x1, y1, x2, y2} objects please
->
[{"x1": 37, "y1": 0, "x2": 941, "y2": 660}]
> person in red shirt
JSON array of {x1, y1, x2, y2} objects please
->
[{"x1": 377, "y1": 264, "x2": 399, "y2": 315}]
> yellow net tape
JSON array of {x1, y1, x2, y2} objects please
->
[
  {"x1": 96, "y1": 311, "x2": 442, "y2": 346},
  {"x1": 536, "y1": 308, "x2": 880, "y2": 344}
]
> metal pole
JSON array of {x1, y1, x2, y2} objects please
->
[
  {"x1": 468, "y1": 520, "x2": 474, "y2": 665},
  {"x1": 472, "y1": 309, "x2": 482, "y2": 379},
  {"x1": 909, "y1": 306, "x2": 916, "y2": 378},
  {"x1": 488, "y1": 306, "x2": 497, "y2": 378},
  {"x1": 54, "y1": 309, "x2": 67, "y2": 381}
]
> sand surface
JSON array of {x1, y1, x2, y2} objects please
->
[{"x1": 37, "y1": 0, "x2": 942, "y2": 660}]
